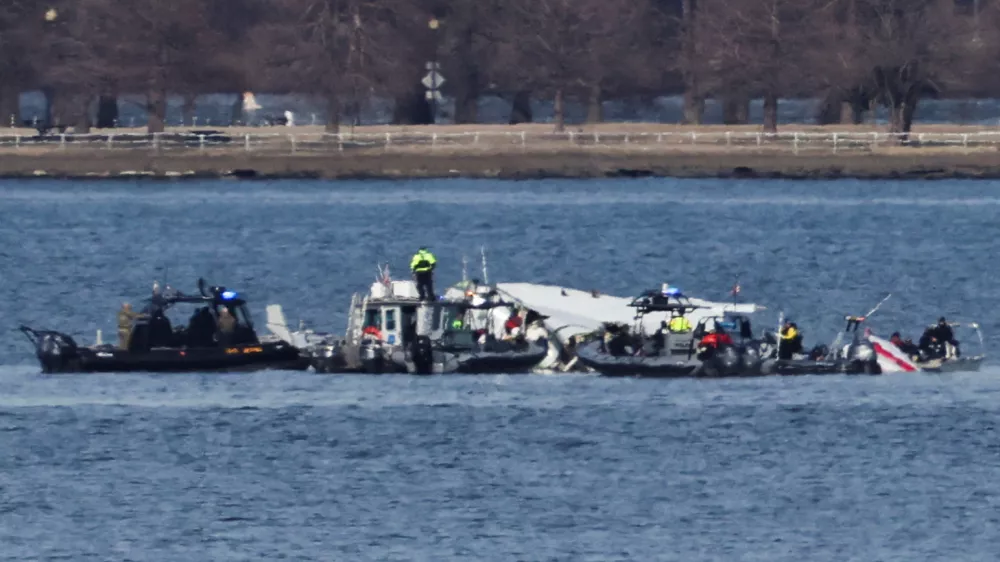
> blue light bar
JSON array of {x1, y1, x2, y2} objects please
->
[
  {"x1": 221, "y1": 290, "x2": 237, "y2": 300},
  {"x1": 664, "y1": 287, "x2": 682, "y2": 297}
]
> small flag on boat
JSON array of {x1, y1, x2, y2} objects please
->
[{"x1": 380, "y1": 264, "x2": 391, "y2": 286}]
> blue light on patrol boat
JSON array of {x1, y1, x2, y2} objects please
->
[
  {"x1": 221, "y1": 290, "x2": 238, "y2": 300},
  {"x1": 664, "y1": 287, "x2": 682, "y2": 297}
]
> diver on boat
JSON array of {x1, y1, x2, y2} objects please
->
[
  {"x1": 931, "y1": 317, "x2": 960, "y2": 357},
  {"x1": 410, "y1": 247, "x2": 437, "y2": 302}
]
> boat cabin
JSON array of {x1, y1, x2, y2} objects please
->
[
  {"x1": 359, "y1": 280, "x2": 467, "y2": 346},
  {"x1": 127, "y1": 282, "x2": 259, "y2": 352}
]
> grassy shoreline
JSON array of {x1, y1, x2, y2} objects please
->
[{"x1": 2, "y1": 123, "x2": 1000, "y2": 180}]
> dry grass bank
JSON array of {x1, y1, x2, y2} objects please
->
[{"x1": 1, "y1": 148, "x2": 999, "y2": 180}]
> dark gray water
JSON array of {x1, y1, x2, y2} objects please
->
[{"x1": 2, "y1": 179, "x2": 999, "y2": 560}]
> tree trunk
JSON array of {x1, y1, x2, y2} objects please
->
[
  {"x1": 70, "y1": 95, "x2": 92, "y2": 134},
  {"x1": 96, "y1": 95, "x2": 118, "y2": 128},
  {"x1": 682, "y1": 90, "x2": 704, "y2": 125},
  {"x1": 0, "y1": 84, "x2": 19, "y2": 127},
  {"x1": 722, "y1": 94, "x2": 749, "y2": 125},
  {"x1": 230, "y1": 95, "x2": 244, "y2": 126},
  {"x1": 553, "y1": 88, "x2": 566, "y2": 132},
  {"x1": 509, "y1": 91, "x2": 532, "y2": 124},
  {"x1": 325, "y1": 95, "x2": 340, "y2": 133},
  {"x1": 392, "y1": 86, "x2": 432, "y2": 125},
  {"x1": 42, "y1": 86, "x2": 55, "y2": 127},
  {"x1": 586, "y1": 85, "x2": 603, "y2": 124},
  {"x1": 840, "y1": 101, "x2": 862, "y2": 124},
  {"x1": 763, "y1": 92, "x2": 778, "y2": 133},
  {"x1": 681, "y1": 0, "x2": 703, "y2": 125},
  {"x1": 452, "y1": 26, "x2": 479, "y2": 124},
  {"x1": 147, "y1": 89, "x2": 167, "y2": 133},
  {"x1": 182, "y1": 94, "x2": 197, "y2": 126}
]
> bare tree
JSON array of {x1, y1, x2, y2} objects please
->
[
  {"x1": 494, "y1": 0, "x2": 649, "y2": 131},
  {"x1": 699, "y1": 0, "x2": 819, "y2": 132},
  {"x1": 254, "y1": 0, "x2": 404, "y2": 132}
]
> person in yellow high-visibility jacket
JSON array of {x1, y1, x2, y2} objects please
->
[
  {"x1": 668, "y1": 313, "x2": 691, "y2": 333},
  {"x1": 410, "y1": 247, "x2": 437, "y2": 301}
]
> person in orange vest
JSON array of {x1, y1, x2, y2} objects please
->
[{"x1": 699, "y1": 328, "x2": 733, "y2": 349}]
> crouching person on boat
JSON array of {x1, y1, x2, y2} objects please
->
[
  {"x1": 890, "y1": 332, "x2": 920, "y2": 359},
  {"x1": 696, "y1": 327, "x2": 734, "y2": 362}
]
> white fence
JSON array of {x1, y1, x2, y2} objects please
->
[{"x1": 0, "y1": 130, "x2": 997, "y2": 154}]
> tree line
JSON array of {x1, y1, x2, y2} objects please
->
[{"x1": 2, "y1": 0, "x2": 996, "y2": 138}]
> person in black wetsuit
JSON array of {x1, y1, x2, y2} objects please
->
[
  {"x1": 931, "y1": 317, "x2": 960, "y2": 357},
  {"x1": 652, "y1": 321, "x2": 667, "y2": 356}
]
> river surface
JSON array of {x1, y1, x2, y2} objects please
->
[{"x1": 1, "y1": 179, "x2": 999, "y2": 560}]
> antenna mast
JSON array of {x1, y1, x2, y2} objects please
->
[{"x1": 480, "y1": 245, "x2": 489, "y2": 285}]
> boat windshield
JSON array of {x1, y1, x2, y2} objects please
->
[{"x1": 363, "y1": 309, "x2": 380, "y2": 328}]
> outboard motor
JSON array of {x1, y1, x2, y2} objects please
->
[
  {"x1": 359, "y1": 339, "x2": 386, "y2": 373},
  {"x1": 37, "y1": 331, "x2": 79, "y2": 373},
  {"x1": 716, "y1": 345, "x2": 741, "y2": 375},
  {"x1": 741, "y1": 346, "x2": 762, "y2": 375},
  {"x1": 409, "y1": 335, "x2": 435, "y2": 375}
]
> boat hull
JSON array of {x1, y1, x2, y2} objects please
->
[
  {"x1": 23, "y1": 327, "x2": 308, "y2": 374},
  {"x1": 575, "y1": 341, "x2": 747, "y2": 378}
]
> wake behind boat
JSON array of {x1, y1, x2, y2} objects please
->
[{"x1": 19, "y1": 279, "x2": 307, "y2": 373}]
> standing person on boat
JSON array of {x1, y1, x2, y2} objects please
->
[
  {"x1": 117, "y1": 302, "x2": 140, "y2": 349},
  {"x1": 778, "y1": 321, "x2": 800, "y2": 360},
  {"x1": 217, "y1": 307, "x2": 236, "y2": 345},
  {"x1": 931, "y1": 317, "x2": 960, "y2": 357},
  {"x1": 652, "y1": 321, "x2": 668, "y2": 355},
  {"x1": 410, "y1": 247, "x2": 437, "y2": 302}
]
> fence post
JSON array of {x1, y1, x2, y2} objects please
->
[
  {"x1": 725, "y1": 131, "x2": 731, "y2": 147},
  {"x1": 107, "y1": 135, "x2": 114, "y2": 150},
  {"x1": 199, "y1": 134, "x2": 205, "y2": 152},
  {"x1": 593, "y1": 132, "x2": 599, "y2": 145},
  {"x1": 657, "y1": 133, "x2": 663, "y2": 144},
  {"x1": 690, "y1": 132, "x2": 697, "y2": 145},
  {"x1": 290, "y1": 135, "x2": 297, "y2": 154},
  {"x1": 793, "y1": 132, "x2": 799, "y2": 155},
  {"x1": 871, "y1": 131, "x2": 878, "y2": 148},
  {"x1": 152, "y1": 132, "x2": 159, "y2": 151},
  {"x1": 338, "y1": 133, "x2": 344, "y2": 152},
  {"x1": 624, "y1": 133, "x2": 630, "y2": 144},
  {"x1": 962, "y1": 133, "x2": 969, "y2": 152},
  {"x1": 14, "y1": 135, "x2": 20, "y2": 150},
  {"x1": 568, "y1": 131, "x2": 575, "y2": 145},
  {"x1": 756, "y1": 132, "x2": 762, "y2": 147},
  {"x1": 474, "y1": 132, "x2": 480, "y2": 145},
  {"x1": 385, "y1": 132, "x2": 391, "y2": 149},
  {"x1": 521, "y1": 131, "x2": 526, "y2": 151},
  {"x1": 432, "y1": 132, "x2": 437, "y2": 148},
  {"x1": 244, "y1": 133, "x2": 251, "y2": 152},
  {"x1": 832, "y1": 133, "x2": 838, "y2": 154},
  {"x1": 60, "y1": 133, "x2": 66, "y2": 150}
]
